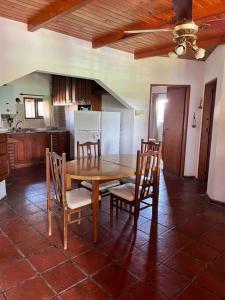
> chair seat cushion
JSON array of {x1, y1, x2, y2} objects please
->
[
  {"x1": 81, "y1": 180, "x2": 120, "y2": 192},
  {"x1": 109, "y1": 183, "x2": 137, "y2": 202},
  {"x1": 66, "y1": 188, "x2": 93, "y2": 209}
]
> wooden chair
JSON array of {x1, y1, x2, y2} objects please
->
[
  {"x1": 46, "y1": 148, "x2": 98, "y2": 250},
  {"x1": 109, "y1": 149, "x2": 160, "y2": 229},
  {"x1": 141, "y1": 138, "x2": 161, "y2": 153},
  {"x1": 77, "y1": 140, "x2": 101, "y2": 159},
  {"x1": 122, "y1": 139, "x2": 161, "y2": 185},
  {"x1": 77, "y1": 140, "x2": 120, "y2": 195}
]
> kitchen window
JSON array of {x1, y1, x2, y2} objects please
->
[{"x1": 24, "y1": 98, "x2": 44, "y2": 119}]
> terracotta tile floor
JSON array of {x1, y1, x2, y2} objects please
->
[{"x1": 0, "y1": 166, "x2": 225, "y2": 299}]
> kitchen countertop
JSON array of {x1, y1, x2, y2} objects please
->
[{"x1": 7, "y1": 129, "x2": 68, "y2": 135}]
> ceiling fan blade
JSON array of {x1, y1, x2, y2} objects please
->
[
  {"x1": 124, "y1": 28, "x2": 173, "y2": 34},
  {"x1": 202, "y1": 18, "x2": 225, "y2": 30},
  {"x1": 172, "y1": 0, "x2": 192, "y2": 23}
]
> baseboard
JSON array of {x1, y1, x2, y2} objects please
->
[{"x1": 210, "y1": 198, "x2": 225, "y2": 207}]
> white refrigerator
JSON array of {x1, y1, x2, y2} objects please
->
[{"x1": 74, "y1": 111, "x2": 120, "y2": 157}]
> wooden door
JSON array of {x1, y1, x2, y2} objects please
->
[
  {"x1": 163, "y1": 86, "x2": 189, "y2": 176},
  {"x1": 198, "y1": 80, "x2": 216, "y2": 183}
]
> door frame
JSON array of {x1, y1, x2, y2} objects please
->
[
  {"x1": 198, "y1": 78, "x2": 217, "y2": 184},
  {"x1": 149, "y1": 84, "x2": 190, "y2": 176}
]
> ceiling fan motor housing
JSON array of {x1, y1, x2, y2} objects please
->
[{"x1": 173, "y1": 22, "x2": 199, "y2": 44}]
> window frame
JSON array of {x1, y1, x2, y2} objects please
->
[{"x1": 24, "y1": 97, "x2": 44, "y2": 119}]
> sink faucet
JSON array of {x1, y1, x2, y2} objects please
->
[{"x1": 15, "y1": 120, "x2": 23, "y2": 128}]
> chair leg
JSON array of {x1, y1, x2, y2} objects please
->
[
  {"x1": 110, "y1": 194, "x2": 113, "y2": 225},
  {"x1": 63, "y1": 209, "x2": 68, "y2": 250},
  {"x1": 116, "y1": 198, "x2": 119, "y2": 216},
  {"x1": 134, "y1": 205, "x2": 139, "y2": 231},
  {"x1": 78, "y1": 210, "x2": 81, "y2": 225},
  {"x1": 47, "y1": 206, "x2": 52, "y2": 236}
]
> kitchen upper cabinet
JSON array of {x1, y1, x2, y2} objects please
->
[
  {"x1": 0, "y1": 134, "x2": 9, "y2": 181},
  {"x1": 52, "y1": 75, "x2": 72, "y2": 105},
  {"x1": 52, "y1": 75, "x2": 92, "y2": 106},
  {"x1": 0, "y1": 85, "x2": 16, "y2": 115}
]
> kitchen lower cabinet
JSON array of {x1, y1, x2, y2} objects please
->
[
  {"x1": 0, "y1": 134, "x2": 9, "y2": 181},
  {"x1": 8, "y1": 131, "x2": 69, "y2": 169}
]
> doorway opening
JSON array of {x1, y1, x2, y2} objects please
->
[
  {"x1": 149, "y1": 84, "x2": 190, "y2": 177},
  {"x1": 198, "y1": 79, "x2": 217, "y2": 187}
]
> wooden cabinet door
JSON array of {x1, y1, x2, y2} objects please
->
[
  {"x1": 32, "y1": 132, "x2": 49, "y2": 163},
  {"x1": 0, "y1": 134, "x2": 9, "y2": 181},
  {"x1": 13, "y1": 135, "x2": 32, "y2": 166}
]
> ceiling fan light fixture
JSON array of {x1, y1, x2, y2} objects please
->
[
  {"x1": 175, "y1": 42, "x2": 186, "y2": 56},
  {"x1": 168, "y1": 51, "x2": 178, "y2": 58},
  {"x1": 194, "y1": 47, "x2": 206, "y2": 60}
]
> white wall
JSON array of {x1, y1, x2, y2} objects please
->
[
  {"x1": 0, "y1": 181, "x2": 6, "y2": 200},
  {"x1": 0, "y1": 17, "x2": 205, "y2": 178},
  {"x1": 4, "y1": 72, "x2": 51, "y2": 128},
  {"x1": 203, "y1": 46, "x2": 225, "y2": 203}
]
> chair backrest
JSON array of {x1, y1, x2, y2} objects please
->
[
  {"x1": 134, "y1": 149, "x2": 160, "y2": 203},
  {"x1": 141, "y1": 138, "x2": 162, "y2": 153},
  {"x1": 77, "y1": 139, "x2": 101, "y2": 159},
  {"x1": 46, "y1": 148, "x2": 66, "y2": 207}
]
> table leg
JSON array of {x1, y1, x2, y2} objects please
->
[{"x1": 92, "y1": 180, "x2": 99, "y2": 243}]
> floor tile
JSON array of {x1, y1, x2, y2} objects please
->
[
  {"x1": 43, "y1": 261, "x2": 85, "y2": 293},
  {"x1": 0, "y1": 259, "x2": 36, "y2": 291},
  {"x1": 181, "y1": 240, "x2": 219, "y2": 263},
  {"x1": 28, "y1": 246, "x2": 66, "y2": 272},
  {"x1": 164, "y1": 252, "x2": 205, "y2": 279},
  {"x1": 58, "y1": 235, "x2": 93, "y2": 258},
  {"x1": 0, "y1": 245, "x2": 23, "y2": 268},
  {"x1": 200, "y1": 225, "x2": 225, "y2": 251},
  {"x1": 73, "y1": 248, "x2": 111, "y2": 274},
  {"x1": 196, "y1": 268, "x2": 225, "y2": 298},
  {"x1": 176, "y1": 282, "x2": 222, "y2": 300},
  {"x1": 60, "y1": 279, "x2": 109, "y2": 300},
  {"x1": 145, "y1": 264, "x2": 190, "y2": 298},
  {"x1": 93, "y1": 263, "x2": 136, "y2": 296},
  {"x1": 6, "y1": 223, "x2": 40, "y2": 244},
  {"x1": 138, "y1": 222, "x2": 169, "y2": 236},
  {"x1": 116, "y1": 282, "x2": 166, "y2": 300},
  {"x1": 4, "y1": 277, "x2": 55, "y2": 300},
  {"x1": 16, "y1": 234, "x2": 51, "y2": 256}
]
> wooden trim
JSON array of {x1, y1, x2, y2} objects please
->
[
  {"x1": 135, "y1": 36, "x2": 225, "y2": 59},
  {"x1": 198, "y1": 78, "x2": 217, "y2": 183},
  {"x1": 148, "y1": 84, "x2": 190, "y2": 177},
  {"x1": 180, "y1": 86, "x2": 190, "y2": 177},
  {"x1": 28, "y1": 0, "x2": 93, "y2": 32}
]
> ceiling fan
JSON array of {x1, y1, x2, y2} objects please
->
[{"x1": 124, "y1": 0, "x2": 225, "y2": 59}]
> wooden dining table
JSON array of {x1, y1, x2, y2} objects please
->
[{"x1": 66, "y1": 154, "x2": 137, "y2": 242}]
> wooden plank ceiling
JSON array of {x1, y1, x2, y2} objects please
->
[{"x1": 1, "y1": 0, "x2": 225, "y2": 60}]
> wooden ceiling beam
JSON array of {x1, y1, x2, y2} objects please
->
[
  {"x1": 92, "y1": 3, "x2": 225, "y2": 49},
  {"x1": 28, "y1": 0, "x2": 93, "y2": 32},
  {"x1": 134, "y1": 36, "x2": 225, "y2": 59}
]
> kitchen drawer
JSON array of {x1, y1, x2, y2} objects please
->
[{"x1": 0, "y1": 143, "x2": 7, "y2": 155}]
